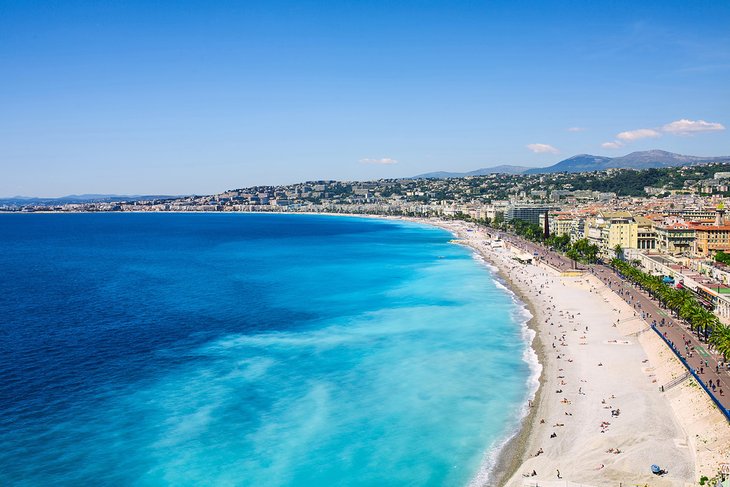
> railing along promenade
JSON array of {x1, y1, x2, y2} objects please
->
[{"x1": 650, "y1": 323, "x2": 730, "y2": 422}]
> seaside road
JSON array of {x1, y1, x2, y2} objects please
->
[
  {"x1": 497, "y1": 235, "x2": 577, "y2": 272},
  {"x1": 494, "y1": 229, "x2": 730, "y2": 420}
]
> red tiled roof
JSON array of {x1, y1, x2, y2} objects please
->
[{"x1": 687, "y1": 223, "x2": 730, "y2": 231}]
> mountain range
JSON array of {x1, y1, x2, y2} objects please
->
[
  {"x1": 413, "y1": 165, "x2": 530, "y2": 178},
  {"x1": 0, "y1": 194, "x2": 179, "y2": 206},
  {"x1": 413, "y1": 150, "x2": 730, "y2": 178}
]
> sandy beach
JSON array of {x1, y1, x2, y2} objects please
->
[{"x1": 426, "y1": 219, "x2": 730, "y2": 487}]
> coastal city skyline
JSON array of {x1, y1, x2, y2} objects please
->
[{"x1": 2, "y1": 0, "x2": 729, "y2": 196}]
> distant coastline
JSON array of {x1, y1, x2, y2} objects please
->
[{"x1": 5, "y1": 156, "x2": 730, "y2": 217}]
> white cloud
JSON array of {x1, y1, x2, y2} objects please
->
[
  {"x1": 601, "y1": 141, "x2": 623, "y2": 149},
  {"x1": 527, "y1": 143, "x2": 559, "y2": 154},
  {"x1": 662, "y1": 119, "x2": 725, "y2": 135},
  {"x1": 567, "y1": 127, "x2": 586, "y2": 132},
  {"x1": 616, "y1": 128, "x2": 662, "y2": 141},
  {"x1": 607, "y1": 118, "x2": 725, "y2": 148},
  {"x1": 360, "y1": 157, "x2": 398, "y2": 165}
]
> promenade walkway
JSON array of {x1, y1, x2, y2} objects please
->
[
  {"x1": 592, "y1": 263, "x2": 730, "y2": 421},
  {"x1": 498, "y1": 230, "x2": 730, "y2": 421},
  {"x1": 498, "y1": 233, "x2": 579, "y2": 272}
]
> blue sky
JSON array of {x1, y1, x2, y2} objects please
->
[{"x1": 1, "y1": 0, "x2": 729, "y2": 196}]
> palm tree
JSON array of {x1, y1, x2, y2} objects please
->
[
  {"x1": 567, "y1": 248, "x2": 579, "y2": 269},
  {"x1": 709, "y1": 323, "x2": 730, "y2": 360},
  {"x1": 693, "y1": 309, "x2": 718, "y2": 341},
  {"x1": 679, "y1": 301, "x2": 702, "y2": 330},
  {"x1": 666, "y1": 289, "x2": 691, "y2": 317},
  {"x1": 614, "y1": 244, "x2": 624, "y2": 261}
]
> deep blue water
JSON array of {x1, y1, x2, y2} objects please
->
[{"x1": 0, "y1": 213, "x2": 534, "y2": 486}]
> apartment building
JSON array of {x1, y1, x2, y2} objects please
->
[
  {"x1": 691, "y1": 224, "x2": 730, "y2": 256},
  {"x1": 586, "y1": 211, "x2": 638, "y2": 255},
  {"x1": 634, "y1": 216, "x2": 657, "y2": 250},
  {"x1": 505, "y1": 204, "x2": 556, "y2": 225},
  {"x1": 544, "y1": 212, "x2": 575, "y2": 237},
  {"x1": 654, "y1": 222, "x2": 695, "y2": 256}
]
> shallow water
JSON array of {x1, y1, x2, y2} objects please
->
[{"x1": 0, "y1": 213, "x2": 533, "y2": 486}]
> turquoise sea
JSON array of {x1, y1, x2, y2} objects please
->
[{"x1": 0, "y1": 213, "x2": 536, "y2": 486}]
